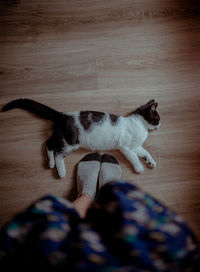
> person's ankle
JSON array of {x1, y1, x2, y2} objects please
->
[
  {"x1": 73, "y1": 193, "x2": 92, "y2": 218},
  {"x1": 78, "y1": 193, "x2": 92, "y2": 201}
]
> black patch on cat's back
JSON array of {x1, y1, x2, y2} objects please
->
[
  {"x1": 79, "y1": 111, "x2": 105, "y2": 130},
  {"x1": 109, "y1": 114, "x2": 119, "y2": 125},
  {"x1": 79, "y1": 111, "x2": 91, "y2": 130},
  {"x1": 91, "y1": 111, "x2": 105, "y2": 122}
]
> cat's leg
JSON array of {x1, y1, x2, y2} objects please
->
[
  {"x1": 120, "y1": 146, "x2": 144, "y2": 173},
  {"x1": 47, "y1": 132, "x2": 80, "y2": 178},
  {"x1": 46, "y1": 138, "x2": 55, "y2": 168},
  {"x1": 55, "y1": 143, "x2": 80, "y2": 178},
  {"x1": 46, "y1": 149, "x2": 55, "y2": 168},
  {"x1": 46, "y1": 135, "x2": 67, "y2": 178},
  {"x1": 135, "y1": 146, "x2": 157, "y2": 169},
  {"x1": 55, "y1": 154, "x2": 66, "y2": 178}
]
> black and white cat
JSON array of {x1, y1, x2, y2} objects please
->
[{"x1": 2, "y1": 99, "x2": 160, "y2": 178}]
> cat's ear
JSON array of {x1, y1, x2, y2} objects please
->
[
  {"x1": 151, "y1": 103, "x2": 158, "y2": 111},
  {"x1": 147, "y1": 99, "x2": 155, "y2": 106},
  {"x1": 141, "y1": 99, "x2": 155, "y2": 110}
]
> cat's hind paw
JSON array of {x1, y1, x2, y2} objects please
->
[
  {"x1": 58, "y1": 169, "x2": 66, "y2": 178},
  {"x1": 49, "y1": 160, "x2": 55, "y2": 168},
  {"x1": 55, "y1": 157, "x2": 66, "y2": 178}
]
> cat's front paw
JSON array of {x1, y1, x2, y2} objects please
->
[
  {"x1": 148, "y1": 160, "x2": 157, "y2": 169},
  {"x1": 134, "y1": 164, "x2": 144, "y2": 174}
]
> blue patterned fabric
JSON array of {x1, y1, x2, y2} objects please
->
[{"x1": 0, "y1": 182, "x2": 199, "y2": 271}]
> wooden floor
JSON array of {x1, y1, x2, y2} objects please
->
[{"x1": 0, "y1": 0, "x2": 200, "y2": 238}]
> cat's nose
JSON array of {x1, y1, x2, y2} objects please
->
[{"x1": 155, "y1": 123, "x2": 161, "y2": 129}]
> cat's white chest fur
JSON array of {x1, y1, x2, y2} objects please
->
[
  {"x1": 78, "y1": 114, "x2": 148, "y2": 152},
  {"x1": 120, "y1": 116, "x2": 148, "y2": 149},
  {"x1": 78, "y1": 114, "x2": 122, "y2": 150}
]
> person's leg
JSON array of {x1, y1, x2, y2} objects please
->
[
  {"x1": 0, "y1": 195, "x2": 80, "y2": 270},
  {"x1": 87, "y1": 181, "x2": 200, "y2": 271},
  {"x1": 73, "y1": 193, "x2": 92, "y2": 218},
  {"x1": 73, "y1": 152, "x2": 101, "y2": 217},
  {"x1": 73, "y1": 153, "x2": 122, "y2": 218}
]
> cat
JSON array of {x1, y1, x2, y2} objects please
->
[{"x1": 2, "y1": 99, "x2": 160, "y2": 178}]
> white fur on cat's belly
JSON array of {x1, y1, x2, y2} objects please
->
[
  {"x1": 78, "y1": 114, "x2": 156, "y2": 174},
  {"x1": 79, "y1": 115, "x2": 123, "y2": 150},
  {"x1": 77, "y1": 114, "x2": 156, "y2": 174},
  {"x1": 78, "y1": 115, "x2": 149, "y2": 151}
]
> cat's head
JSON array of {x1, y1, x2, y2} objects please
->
[{"x1": 134, "y1": 99, "x2": 160, "y2": 130}]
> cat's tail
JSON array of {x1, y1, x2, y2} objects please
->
[{"x1": 2, "y1": 98, "x2": 64, "y2": 121}]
